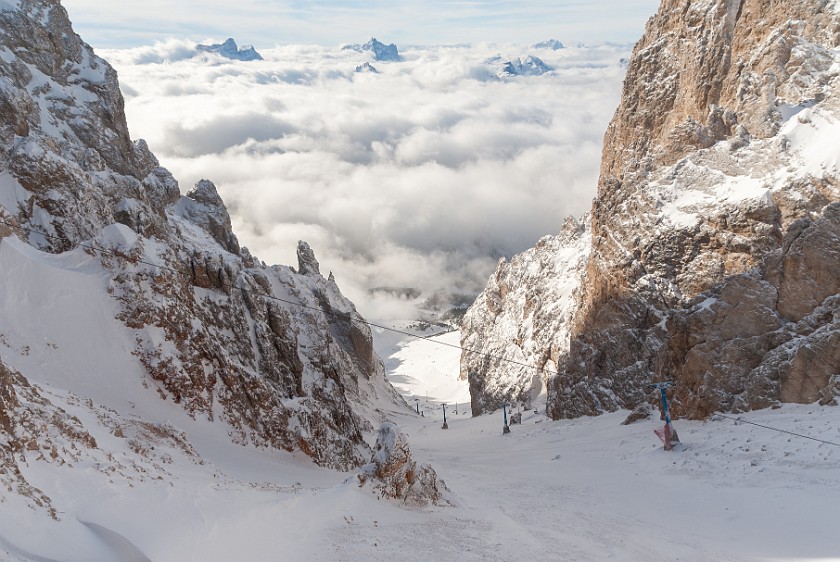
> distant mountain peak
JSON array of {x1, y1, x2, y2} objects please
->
[
  {"x1": 498, "y1": 55, "x2": 552, "y2": 77},
  {"x1": 196, "y1": 37, "x2": 263, "y2": 61},
  {"x1": 343, "y1": 37, "x2": 400, "y2": 62},
  {"x1": 533, "y1": 39, "x2": 564, "y2": 50},
  {"x1": 355, "y1": 61, "x2": 378, "y2": 73}
]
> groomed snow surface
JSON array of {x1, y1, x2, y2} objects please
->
[{"x1": 0, "y1": 243, "x2": 838, "y2": 561}]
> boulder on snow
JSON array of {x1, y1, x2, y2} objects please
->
[
  {"x1": 357, "y1": 423, "x2": 448, "y2": 506},
  {"x1": 622, "y1": 404, "x2": 652, "y2": 425}
]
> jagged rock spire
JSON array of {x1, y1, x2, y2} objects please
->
[{"x1": 297, "y1": 240, "x2": 320, "y2": 276}]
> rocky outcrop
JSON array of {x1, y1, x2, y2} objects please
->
[
  {"x1": 297, "y1": 240, "x2": 320, "y2": 275},
  {"x1": 463, "y1": 0, "x2": 840, "y2": 420},
  {"x1": 461, "y1": 215, "x2": 589, "y2": 415},
  {"x1": 599, "y1": 0, "x2": 839, "y2": 185},
  {"x1": 177, "y1": 179, "x2": 240, "y2": 254},
  {"x1": 659, "y1": 204, "x2": 840, "y2": 417},
  {"x1": 0, "y1": 359, "x2": 214, "y2": 520},
  {"x1": 0, "y1": 361, "x2": 95, "y2": 519},
  {"x1": 357, "y1": 423, "x2": 447, "y2": 506},
  {"x1": 0, "y1": 0, "x2": 405, "y2": 485}
]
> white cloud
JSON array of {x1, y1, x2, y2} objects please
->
[{"x1": 103, "y1": 41, "x2": 629, "y2": 319}]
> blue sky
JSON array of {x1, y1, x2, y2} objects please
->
[{"x1": 62, "y1": 0, "x2": 660, "y2": 48}]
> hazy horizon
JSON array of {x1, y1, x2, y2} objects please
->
[{"x1": 62, "y1": 0, "x2": 659, "y2": 50}]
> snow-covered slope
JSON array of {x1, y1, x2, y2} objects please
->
[
  {"x1": 463, "y1": 0, "x2": 840, "y2": 418},
  {"x1": 5, "y1": 325, "x2": 840, "y2": 560},
  {"x1": 0, "y1": 0, "x2": 407, "y2": 535}
]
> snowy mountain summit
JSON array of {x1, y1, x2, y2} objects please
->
[
  {"x1": 533, "y1": 39, "x2": 565, "y2": 50},
  {"x1": 343, "y1": 37, "x2": 401, "y2": 61},
  {"x1": 463, "y1": 0, "x2": 840, "y2": 419},
  {"x1": 0, "y1": 0, "x2": 407, "y2": 541},
  {"x1": 486, "y1": 54, "x2": 552, "y2": 78},
  {"x1": 196, "y1": 37, "x2": 263, "y2": 61},
  {"x1": 500, "y1": 55, "x2": 552, "y2": 77},
  {"x1": 355, "y1": 61, "x2": 378, "y2": 73}
]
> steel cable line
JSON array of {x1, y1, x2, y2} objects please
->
[{"x1": 712, "y1": 412, "x2": 840, "y2": 447}]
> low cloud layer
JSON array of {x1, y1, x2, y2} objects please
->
[{"x1": 104, "y1": 41, "x2": 630, "y2": 319}]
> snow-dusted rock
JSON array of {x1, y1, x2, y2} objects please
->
[
  {"x1": 0, "y1": 361, "x2": 95, "y2": 519},
  {"x1": 355, "y1": 61, "x2": 378, "y2": 73},
  {"x1": 176, "y1": 179, "x2": 241, "y2": 255},
  {"x1": 461, "y1": 215, "x2": 589, "y2": 415},
  {"x1": 463, "y1": 0, "x2": 840, "y2": 421},
  {"x1": 296, "y1": 240, "x2": 320, "y2": 276},
  {"x1": 357, "y1": 423, "x2": 448, "y2": 506},
  {"x1": 485, "y1": 54, "x2": 553, "y2": 78},
  {"x1": 0, "y1": 0, "x2": 406, "y2": 516},
  {"x1": 500, "y1": 56, "x2": 552, "y2": 77},
  {"x1": 343, "y1": 38, "x2": 400, "y2": 62},
  {"x1": 196, "y1": 38, "x2": 263, "y2": 61}
]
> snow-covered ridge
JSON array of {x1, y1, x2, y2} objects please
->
[
  {"x1": 485, "y1": 53, "x2": 553, "y2": 77},
  {"x1": 196, "y1": 37, "x2": 263, "y2": 61}
]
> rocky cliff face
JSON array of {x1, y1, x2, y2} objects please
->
[
  {"x1": 463, "y1": 0, "x2": 840, "y2": 418},
  {"x1": 460, "y1": 215, "x2": 589, "y2": 415},
  {"x1": 0, "y1": 0, "x2": 404, "y2": 513}
]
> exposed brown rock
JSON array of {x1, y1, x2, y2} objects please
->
[
  {"x1": 357, "y1": 423, "x2": 448, "y2": 506},
  {"x1": 0, "y1": 361, "x2": 97, "y2": 518},
  {"x1": 463, "y1": 0, "x2": 840, "y2": 422}
]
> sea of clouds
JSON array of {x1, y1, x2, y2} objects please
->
[{"x1": 103, "y1": 39, "x2": 631, "y2": 320}]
